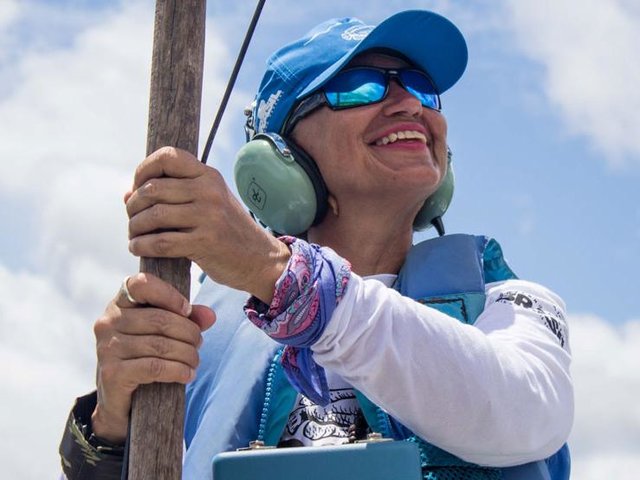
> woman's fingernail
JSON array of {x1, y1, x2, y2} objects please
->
[{"x1": 183, "y1": 301, "x2": 193, "y2": 317}]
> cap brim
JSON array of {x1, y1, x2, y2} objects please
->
[{"x1": 297, "y1": 10, "x2": 468, "y2": 99}]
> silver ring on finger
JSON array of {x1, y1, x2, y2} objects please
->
[{"x1": 120, "y1": 275, "x2": 141, "y2": 306}]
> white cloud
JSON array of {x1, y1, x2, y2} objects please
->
[
  {"x1": 568, "y1": 314, "x2": 640, "y2": 479},
  {"x1": 0, "y1": 265, "x2": 96, "y2": 479},
  {"x1": 0, "y1": 3, "x2": 153, "y2": 476},
  {"x1": 571, "y1": 452, "x2": 640, "y2": 480},
  {"x1": 0, "y1": 0, "x2": 19, "y2": 27},
  {"x1": 0, "y1": 1, "x2": 153, "y2": 194},
  {"x1": 504, "y1": 0, "x2": 640, "y2": 167},
  {"x1": 0, "y1": 0, "x2": 234, "y2": 295},
  {"x1": 0, "y1": 0, "x2": 20, "y2": 72}
]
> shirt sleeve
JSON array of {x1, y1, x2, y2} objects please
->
[
  {"x1": 58, "y1": 391, "x2": 125, "y2": 480},
  {"x1": 310, "y1": 275, "x2": 573, "y2": 467}
]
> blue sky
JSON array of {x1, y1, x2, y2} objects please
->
[{"x1": 0, "y1": 1, "x2": 639, "y2": 478}]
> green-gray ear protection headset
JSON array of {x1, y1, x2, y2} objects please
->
[
  {"x1": 234, "y1": 112, "x2": 455, "y2": 236},
  {"x1": 235, "y1": 132, "x2": 329, "y2": 235}
]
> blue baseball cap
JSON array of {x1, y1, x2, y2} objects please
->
[{"x1": 250, "y1": 10, "x2": 468, "y2": 136}]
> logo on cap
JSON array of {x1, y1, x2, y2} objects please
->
[
  {"x1": 257, "y1": 90, "x2": 283, "y2": 133},
  {"x1": 341, "y1": 25, "x2": 373, "y2": 41}
]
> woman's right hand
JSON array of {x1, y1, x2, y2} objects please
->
[{"x1": 90, "y1": 273, "x2": 215, "y2": 443}]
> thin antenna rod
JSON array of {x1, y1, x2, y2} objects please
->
[{"x1": 201, "y1": 0, "x2": 267, "y2": 164}]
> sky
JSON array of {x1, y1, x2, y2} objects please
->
[{"x1": 0, "y1": 0, "x2": 638, "y2": 478}]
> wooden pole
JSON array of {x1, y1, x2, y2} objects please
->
[{"x1": 128, "y1": 1, "x2": 206, "y2": 478}]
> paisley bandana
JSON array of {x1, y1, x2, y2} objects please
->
[{"x1": 245, "y1": 237, "x2": 351, "y2": 405}]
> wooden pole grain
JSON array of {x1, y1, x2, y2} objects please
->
[{"x1": 128, "y1": 1, "x2": 206, "y2": 478}]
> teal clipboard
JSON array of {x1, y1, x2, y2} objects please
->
[{"x1": 212, "y1": 440, "x2": 422, "y2": 480}]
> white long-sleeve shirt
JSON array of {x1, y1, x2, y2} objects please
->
[{"x1": 310, "y1": 274, "x2": 573, "y2": 467}]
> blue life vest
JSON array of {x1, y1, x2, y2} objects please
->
[{"x1": 184, "y1": 234, "x2": 570, "y2": 480}]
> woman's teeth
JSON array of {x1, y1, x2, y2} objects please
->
[{"x1": 375, "y1": 130, "x2": 427, "y2": 146}]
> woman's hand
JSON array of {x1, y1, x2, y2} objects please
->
[
  {"x1": 91, "y1": 273, "x2": 215, "y2": 443},
  {"x1": 125, "y1": 146, "x2": 290, "y2": 303}
]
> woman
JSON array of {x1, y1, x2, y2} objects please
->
[{"x1": 60, "y1": 10, "x2": 572, "y2": 480}]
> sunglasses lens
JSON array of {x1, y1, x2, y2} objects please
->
[
  {"x1": 400, "y1": 70, "x2": 440, "y2": 110},
  {"x1": 324, "y1": 69, "x2": 386, "y2": 108}
]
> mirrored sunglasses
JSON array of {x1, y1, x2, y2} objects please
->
[
  {"x1": 283, "y1": 67, "x2": 441, "y2": 135},
  {"x1": 323, "y1": 66, "x2": 441, "y2": 111}
]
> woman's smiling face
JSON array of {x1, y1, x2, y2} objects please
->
[{"x1": 291, "y1": 51, "x2": 449, "y2": 221}]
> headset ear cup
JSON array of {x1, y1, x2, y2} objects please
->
[
  {"x1": 234, "y1": 133, "x2": 327, "y2": 235},
  {"x1": 282, "y1": 139, "x2": 329, "y2": 226},
  {"x1": 413, "y1": 149, "x2": 455, "y2": 232}
]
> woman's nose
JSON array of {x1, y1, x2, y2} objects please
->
[{"x1": 382, "y1": 80, "x2": 423, "y2": 117}]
